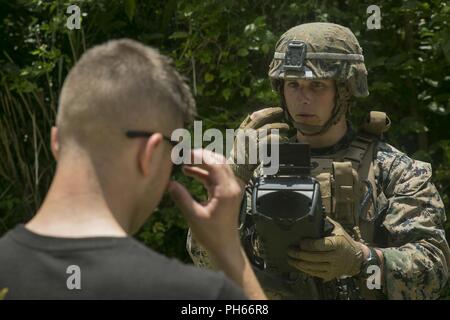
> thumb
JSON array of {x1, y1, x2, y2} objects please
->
[
  {"x1": 168, "y1": 181, "x2": 205, "y2": 220},
  {"x1": 325, "y1": 216, "x2": 345, "y2": 235},
  {"x1": 300, "y1": 237, "x2": 335, "y2": 252}
]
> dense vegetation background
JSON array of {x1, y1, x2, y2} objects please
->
[{"x1": 1, "y1": 0, "x2": 449, "y2": 297}]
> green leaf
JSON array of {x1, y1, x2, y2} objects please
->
[
  {"x1": 424, "y1": 78, "x2": 439, "y2": 88},
  {"x1": 169, "y1": 31, "x2": 189, "y2": 39},
  {"x1": 204, "y1": 73, "x2": 215, "y2": 83},
  {"x1": 125, "y1": 0, "x2": 136, "y2": 22},
  {"x1": 244, "y1": 23, "x2": 256, "y2": 35},
  {"x1": 237, "y1": 48, "x2": 248, "y2": 57},
  {"x1": 440, "y1": 36, "x2": 450, "y2": 63},
  {"x1": 401, "y1": 0, "x2": 419, "y2": 10},
  {"x1": 222, "y1": 88, "x2": 232, "y2": 100}
]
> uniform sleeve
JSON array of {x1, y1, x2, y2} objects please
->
[
  {"x1": 377, "y1": 148, "x2": 450, "y2": 299},
  {"x1": 186, "y1": 228, "x2": 216, "y2": 269}
]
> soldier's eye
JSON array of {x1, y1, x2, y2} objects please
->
[
  {"x1": 312, "y1": 81, "x2": 325, "y2": 88},
  {"x1": 287, "y1": 82, "x2": 299, "y2": 88}
]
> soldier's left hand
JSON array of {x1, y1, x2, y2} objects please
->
[{"x1": 287, "y1": 217, "x2": 365, "y2": 282}]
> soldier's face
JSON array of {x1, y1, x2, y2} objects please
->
[{"x1": 283, "y1": 79, "x2": 336, "y2": 125}]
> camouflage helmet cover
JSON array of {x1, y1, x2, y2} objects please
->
[{"x1": 269, "y1": 22, "x2": 369, "y2": 97}]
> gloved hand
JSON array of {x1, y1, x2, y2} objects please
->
[
  {"x1": 228, "y1": 107, "x2": 289, "y2": 184},
  {"x1": 287, "y1": 217, "x2": 365, "y2": 282}
]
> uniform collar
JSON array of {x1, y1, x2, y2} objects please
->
[{"x1": 290, "y1": 121, "x2": 355, "y2": 156}]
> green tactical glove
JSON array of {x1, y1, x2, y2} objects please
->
[
  {"x1": 287, "y1": 217, "x2": 364, "y2": 282},
  {"x1": 228, "y1": 107, "x2": 289, "y2": 184}
]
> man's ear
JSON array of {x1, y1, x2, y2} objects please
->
[
  {"x1": 139, "y1": 133, "x2": 163, "y2": 177},
  {"x1": 50, "y1": 127, "x2": 59, "y2": 161}
]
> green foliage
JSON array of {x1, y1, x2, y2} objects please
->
[{"x1": 1, "y1": 0, "x2": 449, "y2": 297}]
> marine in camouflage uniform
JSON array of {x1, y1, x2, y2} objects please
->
[{"x1": 186, "y1": 22, "x2": 450, "y2": 299}]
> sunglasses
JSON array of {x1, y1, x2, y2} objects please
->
[{"x1": 125, "y1": 130, "x2": 183, "y2": 177}]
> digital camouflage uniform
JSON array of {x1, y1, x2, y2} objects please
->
[
  {"x1": 372, "y1": 141, "x2": 449, "y2": 299},
  {"x1": 188, "y1": 128, "x2": 450, "y2": 299},
  {"x1": 186, "y1": 22, "x2": 450, "y2": 299}
]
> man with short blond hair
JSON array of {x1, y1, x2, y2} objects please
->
[{"x1": 0, "y1": 39, "x2": 266, "y2": 300}]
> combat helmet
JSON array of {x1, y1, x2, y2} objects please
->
[{"x1": 268, "y1": 22, "x2": 369, "y2": 136}]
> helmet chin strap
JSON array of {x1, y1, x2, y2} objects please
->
[{"x1": 278, "y1": 81, "x2": 349, "y2": 137}]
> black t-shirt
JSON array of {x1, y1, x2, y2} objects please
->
[{"x1": 0, "y1": 224, "x2": 247, "y2": 300}]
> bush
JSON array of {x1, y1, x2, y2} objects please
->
[{"x1": 1, "y1": 0, "x2": 449, "y2": 296}]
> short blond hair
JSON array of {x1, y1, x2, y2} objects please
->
[{"x1": 57, "y1": 39, "x2": 195, "y2": 155}]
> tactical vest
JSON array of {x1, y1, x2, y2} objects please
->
[
  {"x1": 313, "y1": 111, "x2": 391, "y2": 244},
  {"x1": 243, "y1": 111, "x2": 391, "y2": 300}
]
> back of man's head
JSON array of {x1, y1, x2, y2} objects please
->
[{"x1": 57, "y1": 39, "x2": 195, "y2": 162}]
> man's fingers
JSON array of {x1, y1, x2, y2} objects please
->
[
  {"x1": 189, "y1": 149, "x2": 232, "y2": 184},
  {"x1": 246, "y1": 107, "x2": 285, "y2": 129},
  {"x1": 183, "y1": 165, "x2": 209, "y2": 176},
  {"x1": 182, "y1": 166, "x2": 211, "y2": 185},
  {"x1": 287, "y1": 248, "x2": 333, "y2": 263},
  {"x1": 258, "y1": 122, "x2": 290, "y2": 132},
  {"x1": 287, "y1": 258, "x2": 330, "y2": 272},
  {"x1": 182, "y1": 166, "x2": 213, "y2": 198},
  {"x1": 258, "y1": 133, "x2": 289, "y2": 146},
  {"x1": 299, "y1": 237, "x2": 336, "y2": 252},
  {"x1": 287, "y1": 259, "x2": 330, "y2": 280},
  {"x1": 250, "y1": 107, "x2": 283, "y2": 120},
  {"x1": 168, "y1": 181, "x2": 206, "y2": 220},
  {"x1": 189, "y1": 148, "x2": 226, "y2": 166}
]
